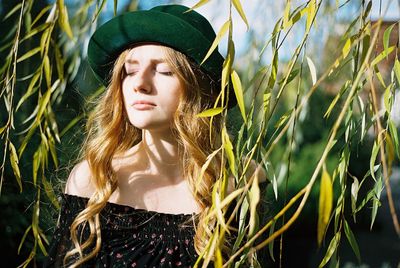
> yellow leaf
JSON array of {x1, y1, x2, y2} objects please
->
[
  {"x1": 342, "y1": 38, "x2": 352, "y2": 59},
  {"x1": 232, "y1": 0, "x2": 249, "y2": 29},
  {"x1": 57, "y1": 0, "x2": 73, "y2": 39},
  {"x1": 215, "y1": 247, "x2": 223, "y2": 268},
  {"x1": 196, "y1": 107, "x2": 223, "y2": 117},
  {"x1": 9, "y1": 142, "x2": 22, "y2": 192},
  {"x1": 317, "y1": 165, "x2": 333, "y2": 246},
  {"x1": 231, "y1": 70, "x2": 246, "y2": 123},
  {"x1": 222, "y1": 127, "x2": 235, "y2": 174},
  {"x1": 16, "y1": 47, "x2": 41, "y2": 63},
  {"x1": 306, "y1": 0, "x2": 316, "y2": 31},
  {"x1": 189, "y1": 0, "x2": 211, "y2": 10},
  {"x1": 43, "y1": 55, "x2": 51, "y2": 88},
  {"x1": 248, "y1": 172, "x2": 260, "y2": 236},
  {"x1": 201, "y1": 20, "x2": 230, "y2": 65},
  {"x1": 282, "y1": 1, "x2": 291, "y2": 29}
]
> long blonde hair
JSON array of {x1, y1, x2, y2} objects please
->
[{"x1": 64, "y1": 45, "x2": 223, "y2": 267}]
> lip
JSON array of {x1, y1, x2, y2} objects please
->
[{"x1": 132, "y1": 100, "x2": 156, "y2": 110}]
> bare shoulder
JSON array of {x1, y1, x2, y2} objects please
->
[{"x1": 64, "y1": 160, "x2": 96, "y2": 197}]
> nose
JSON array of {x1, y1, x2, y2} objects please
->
[{"x1": 132, "y1": 69, "x2": 152, "y2": 94}]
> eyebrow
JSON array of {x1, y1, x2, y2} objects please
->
[{"x1": 124, "y1": 58, "x2": 167, "y2": 64}]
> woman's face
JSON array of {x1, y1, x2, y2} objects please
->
[{"x1": 122, "y1": 45, "x2": 183, "y2": 132}]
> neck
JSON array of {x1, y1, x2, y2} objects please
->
[{"x1": 137, "y1": 128, "x2": 182, "y2": 179}]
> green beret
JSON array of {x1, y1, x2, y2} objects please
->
[{"x1": 88, "y1": 4, "x2": 225, "y2": 84}]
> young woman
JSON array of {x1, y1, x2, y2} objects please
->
[{"x1": 44, "y1": 4, "x2": 265, "y2": 268}]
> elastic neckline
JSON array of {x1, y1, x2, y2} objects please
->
[{"x1": 63, "y1": 193, "x2": 199, "y2": 217}]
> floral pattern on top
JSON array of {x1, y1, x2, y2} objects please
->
[{"x1": 43, "y1": 194, "x2": 202, "y2": 268}]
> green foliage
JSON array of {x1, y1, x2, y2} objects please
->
[{"x1": 1, "y1": 0, "x2": 399, "y2": 267}]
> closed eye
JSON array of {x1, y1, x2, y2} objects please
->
[{"x1": 158, "y1": 71, "x2": 174, "y2": 76}]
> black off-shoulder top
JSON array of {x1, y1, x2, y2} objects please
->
[{"x1": 43, "y1": 194, "x2": 200, "y2": 268}]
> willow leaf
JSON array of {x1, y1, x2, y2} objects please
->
[
  {"x1": 17, "y1": 47, "x2": 41, "y2": 63},
  {"x1": 42, "y1": 175, "x2": 60, "y2": 210},
  {"x1": 33, "y1": 149, "x2": 40, "y2": 186},
  {"x1": 317, "y1": 165, "x2": 333, "y2": 246},
  {"x1": 9, "y1": 142, "x2": 22, "y2": 192},
  {"x1": 57, "y1": 0, "x2": 73, "y2": 39},
  {"x1": 394, "y1": 59, "x2": 400, "y2": 86},
  {"x1": 31, "y1": 5, "x2": 52, "y2": 27},
  {"x1": 282, "y1": 1, "x2": 291, "y2": 29},
  {"x1": 350, "y1": 177, "x2": 359, "y2": 221},
  {"x1": 369, "y1": 140, "x2": 380, "y2": 181},
  {"x1": 3, "y1": 3, "x2": 22, "y2": 21},
  {"x1": 306, "y1": 0, "x2": 316, "y2": 31},
  {"x1": 43, "y1": 55, "x2": 51, "y2": 88},
  {"x1": 383, "y1": 24, "x2": 395, "y2": 56},
  {"x1": 306, "y1": 56, "x2": 317, "y2": 85},
  {"x1": 370, "y1": 177, "x2": 383, "y2": 230},
  {"x1": 18, "y1": 226, "x2": 32, "y2": 254},
  {"x1": 318, "y1": 233, "x2": 341, "y2": 268},
  {"x1": 16, "y1": 71, "x2": 41, "y2": 111},
  {"x1": 370, "y1": 46, "x2": 395, "y2": 67},
  {"x1": 232, "y1": 0, "x2": 248, "y2": 29},
  {"x1": 344, "y1": 220, "x2": 361, "y2": 262},
  {"x1": 342, "y1": 38, "x2": 352, "y2": 60},
  {"x1": 201, "y1": 20, "x2": 230, "y2": 65},
  {"x1": 388, "y1": 120, "x2": 399, "y2": 158},
  {"x1": 231, "y1": 70, "x2": 246, "y2": 123},
  {"x1": 248, "y1": 173, "x2": 260, "y2": 236},
  {"x1": 189, "y1": 0, "x2": 211, "y2": 10},
  {"x1": 223, "y1": 127, "x2": 235, "y2": 174},
  {"x1": 196, "y1": 107, "x2": 223, "y2": 117}
]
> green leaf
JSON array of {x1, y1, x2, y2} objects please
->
[
  {"x1": 18, "y1": 226, "x2": 32, "y2": 254},
  {"x1": 43, "y1": 55, "x2": 51, "y2": 88},
  {"x1": 370, "y1": 46, "x2": 395, "y2": 67},
  {"x1": 196, "y1": 107, "x2": 223, "y2": 117},
  {"x1": 282, "y1": 5, "x2": 308, "y2": 30},
  {"x1": 370, "y1": 140, "x2": 380, "y2": 181},
  {"x1": 394, "y1": 59, "x2": 400, "y2": 86},
  {"x1": 17, "y1": 47, "x2": 41, "y2": 63},
  {"x1": 388, "y1": 120, "x2": 399, "y2": 158},
  {"x1": 370, "y1": 176, "x2": 382, "y2": 230},
  {"x1": 222, "y1": 127, "x2": 235, "y2": 174},
  {"x1": 231, "y1": 70, "x2": 246, "y2": 123},
  {"x1": 201, "y1": 20, "x2": 230, "y2": 65},
  {"x1": 383, "y1": 84, "x2": 392, "y2": 113},
  {"x1": 342, "y1": 38, "x2": 352, "y2": 59},
  {"x1": 3, "y1": 3, "x2": 22, "y2": 21},
  {"x1": 221, "y1": 39, "x2": 234, "y2": 96},
  {"x1": 317, "y1": 165, "x2": 333, "y2": 246},
  {"x1": 306, "y1": 56, "x2": 317, "y2": 85},
  {"x1": 383, "y1": 24, "x2": 395, "y2": 56},
  {"x1": 324, "y1": 81, "x2": 350, "y2": 118},
  {"x1": 268, "y1": 51, "x2": 278, "y2": 89},
  {"x1": 31, "y1": 5, "x2": 52, "y2": 27},
  {"x1": 282, "y1": 1, "x2": 291, "y2": 29},
  {"x1": 42, "y1": 175, "x2": 60, "y2": 210},
  {"x1": 344, "y1": 220, "x2": 361, "y2": 262},
  {"x1": 277, "y1": 68, "x2": 299, "y2": 86},
  {"x1": 232, "y1": 0, "x2": 249, "y2": 29},
  {"x1": 16, "y1": 71, "x2": 41, "y2": 111},
  {"x1": 318, "y1": 233, "x2": 341, "y2": 268},
  {"x1": 57, "y1": 0, "x2": 74, "y2": 39},
  {"x1": 268, "y1": 220, "x2": 276, "y2": 262},
  {"x1": 9, "y1": 142, "x2": 22, "y2": 192}
]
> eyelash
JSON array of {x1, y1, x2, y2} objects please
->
[{"x1": 125, "y1": 70, "x2": 174, "y2": 76}]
